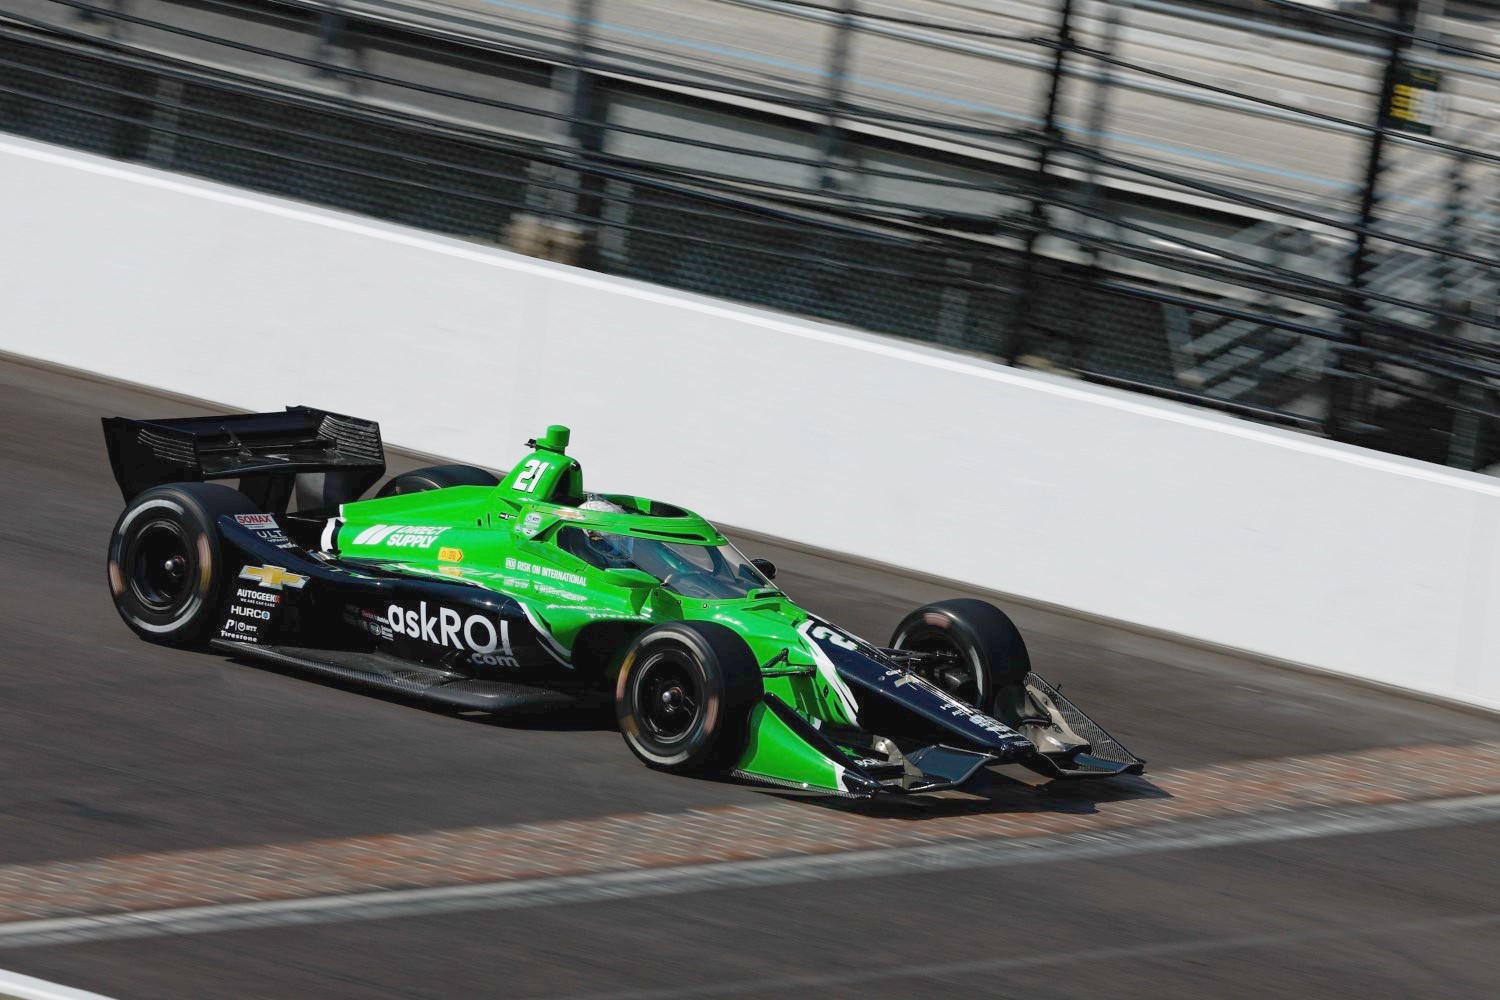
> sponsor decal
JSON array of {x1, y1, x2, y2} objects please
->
[
  {"x1": 880, "y1": 667, "x2": 1026, "y2": 740},
  {"x1": 503, "y1": 557, "x2": 586, "y2": 587},
  {"x1": 534, "y1": 583, "x2": 587, "y2": 603},
  {"x1": 219, "y1": 616, "x2": 262, "y2": 642},
  {"x1": 238, "y1": 565, "x2": 308, "y2": 590},
  {"x1": 351, "y1": 524, "x2": 449, "y2": 549},
  {"x1": 554, "y1": 508, "x2": 583, "y2": 520},
  {"x1": 386, "y1": 601, "x2": 512, "y2": 655},
  {"x1": 235, "y1": 587, "x2": 281, "y2": 607},
  {"x1": 469, "y1": 651, "x2": 520, "y2": 669},
  {"x1": 231, "y1": 604, "x2": 272, "y2": 620},
  {"x1": 234, "y1": 513, "x2": 291, "y2": 546},
  {"x1": 519, "y1": 513, "x2": 543, "y2": 537},
  {"x1": 438, "y1": 547, "x2": 464, "y2": 563},
  {"x1": 343, "y1": 606, "x2": 395, "y2": 641}
]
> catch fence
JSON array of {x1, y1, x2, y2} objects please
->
[{"x1": 1, "y1": 0, "x2": 1498, "y2": 468}]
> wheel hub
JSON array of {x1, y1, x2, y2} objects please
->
[
  {"x1": 128, "y1": 520, "x2": 194, "y2": 613},
  {"x1": 635, "y1": 654, "x2": 701, "y2": 745}
]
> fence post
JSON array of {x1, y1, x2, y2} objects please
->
[
  {"x1": 1072, "y1": 0, "x2": 1127, "y2": 371},
  {"x1": 313, "y1": 2, "x2": 345, "y2": 79},
  {"x1": 1443, "y1": 151, "x2": 1485, "y2": 469},
  {"x1": 817, "y1": 1, "x2": 857, "y2": 192},
  {"x1": 1329, "y1": 0, "x2": 1418, "y2": 442},
  {"x1": 1006, "y1": 0, "x2": 1074, "y2": 365},
  {"x1": 565, "y1": 0, "x2": 607, "y2": 268}
]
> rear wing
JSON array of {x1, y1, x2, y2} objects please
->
[{"x1": 102, "y1": 406, "x2": 386, "y2": 511}]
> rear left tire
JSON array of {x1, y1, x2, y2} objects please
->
[{"x1": 107, "y1": 483, "x2": 262, "y2": 646}]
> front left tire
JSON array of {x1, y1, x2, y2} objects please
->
[{"x1": 615, "y1": 621, "x2": 763, "y2": 774}]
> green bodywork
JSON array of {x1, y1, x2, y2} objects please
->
[{"x1": 336, "y1": 426, "x2": 860, "y2": 792}]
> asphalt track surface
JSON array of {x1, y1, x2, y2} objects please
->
[{"x1": 1, "y1": 353, "x2": 1498, "y2": 997}]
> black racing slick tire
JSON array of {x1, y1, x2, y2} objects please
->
[
  {"x1": 889, "y1": 598, "x2": 1031, "y2": 714},
  {"x1": 107, "y1": 483, "x2": 262, "y2": 647},
  {"x1": 375, "y1": 464, "x2": 499, "y2": 498},
  {"x1": 615, "y1": 621, "x2": 764, "y2": 775}
]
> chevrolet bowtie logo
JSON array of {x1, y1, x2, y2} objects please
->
[{"x1": 238, "y1": 565, "x2": 309, "y2": 590}]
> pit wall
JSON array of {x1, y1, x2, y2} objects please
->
[{"x1": 3, "y1": 135, "x2": 1496, "y2": 712}]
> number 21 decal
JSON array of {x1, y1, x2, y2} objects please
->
[{"x1": 514, "y1": 459, "x2": 544, "y2": 493}]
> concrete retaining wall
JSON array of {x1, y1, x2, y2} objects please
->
[{"x1": 3, "y1": 135, "x2": 1495, "y2": 711}]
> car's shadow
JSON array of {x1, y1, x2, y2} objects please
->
[
  {"x1": 770, "y1": 770, "x2": 1170, "y2": 819},
  {"x1": 222, "y1": 652, "x2": 1163, "y2": 812},
  {"x1": 218, "y1": 652, "x2": 616, "y2": 731}
]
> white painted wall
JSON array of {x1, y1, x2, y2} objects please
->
[{"x1": 3, "y1": 135, "x2": 1497, "y2": 711}]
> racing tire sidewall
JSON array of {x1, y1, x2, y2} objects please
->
[
  {"x1": 615, "y1": 622, "x2": 762, "y2": 774},
  {"x1": 889, "y1": 598, "x2": 1031, "y2": 715},
  {"x1": 107, "y1": 484, "x2": 260, "y2": 647},
  {"x1": 375, "y1": 465, "x2": 499, "y2": 498}
]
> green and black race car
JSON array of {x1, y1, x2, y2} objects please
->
[{"x1": 103, "y1": 408, "x2": 1143, "y2": 798}]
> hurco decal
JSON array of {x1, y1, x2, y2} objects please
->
[
  {"x1": 238, "y1": 565, "x2": 308, "y2": 590},
  {"x1": 386, "y1": 602, "x2": 510, "y2": 655},
  {"x1": 351, "y1": 525, "x2": 450, "y2": 549}
]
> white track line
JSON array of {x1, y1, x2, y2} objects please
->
[
  {"x1": 549, "y1": 910, "x2": 1500, "y2": 1000},
  {"x1": 0, "y1": 968, "x2": 119, "y2": 999},
  {"x1": 1, "y1": 794, "x2": 1498, "y2": 950}
]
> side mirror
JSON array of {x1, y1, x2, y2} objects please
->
[{"x1": 751, "y1": 558, "x2": 777, "y2": 581}]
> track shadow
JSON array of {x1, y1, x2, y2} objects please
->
[
  {"x1": 216, "y1": 651, "x2": 615, "y2": 731},
  {"x1": 774, "y1": 770, "x2": 1170, "y2": 820},
  {"x1": 218, "y1": 651, "x2": 1166, "y2": 812}
]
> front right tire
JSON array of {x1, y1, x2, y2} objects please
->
[{"x1": 889, "y1": 598, "x2": 1031, "y2": 714}]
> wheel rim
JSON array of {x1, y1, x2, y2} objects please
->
[
  {"x1": 633, "y1": 650, "x2": 703, "y2": 746},
  {"x1": 901, "y1": 628, "x2": 983, "y2": 706},
  {"x1": 127, "y1": 519, "x2": 194, "y2": 614}
]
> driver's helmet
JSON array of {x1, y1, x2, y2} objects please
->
[
  {"x1": 579, "y1": 494, "x2": 627, "y2": 516},
  {"x1": 577, "y1": 495, "x2": 633, "y2": 567}
]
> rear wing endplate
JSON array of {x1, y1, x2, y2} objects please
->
[{"x1": 102, "y1": 406, "x2": 386, "y2": 511}]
